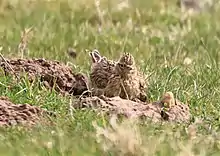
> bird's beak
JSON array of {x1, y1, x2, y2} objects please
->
[{"x1": 127, "y1": 65, "x2": 133, "y2": 70}]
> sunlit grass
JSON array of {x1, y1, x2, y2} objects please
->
[{"x1": 0, "y1": 0, "x2": 220, "y2": 155}]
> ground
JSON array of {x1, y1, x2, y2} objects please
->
[{"x1": 0, "y1": 0, "x2": 220, "y2": 155}]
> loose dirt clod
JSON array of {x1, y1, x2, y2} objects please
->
[
  {"x1": 0, "y1": 96, "x2": 50, "y2": 127},
  {"x1": 0, "y1": 58, "x2": 88, "y2": 95},
  {"x1": 74, "y1": 95, "x2": 190, "y2": 123}
]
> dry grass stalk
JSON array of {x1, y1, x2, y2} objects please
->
[
  {"x1": 93, "y1": 115, "x2": 143, "y2": 156},
  {"x1": 18, "y1": 27, "x2": 33, "y2": 58}
]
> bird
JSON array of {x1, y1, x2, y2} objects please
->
[
  {"x1": 114, "y1": 52, "x2": 148, "y2": 102},
  {"x1": 103, "y1": 73, "x2": 122, "y2": 98},
  {"x1": 89, "y1": 51, "x2": 148, "y2": 102},
  {"x1": 89, "y1": 49, "x2": 118, "y2": 97}
]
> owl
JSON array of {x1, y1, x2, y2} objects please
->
[
  {"x1": 89, "y1": 49, "x2": 120, "y2": 97},
  {"x1": 89, "y1": 49, "x2": 115, "y2": 89},
  {"x1": 114, "y1": 52, "x2": 148, "y2": 102}
]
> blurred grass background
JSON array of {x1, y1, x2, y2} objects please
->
[{"x1": 0, "y1": 0, "x2": 220, "y2": 155}]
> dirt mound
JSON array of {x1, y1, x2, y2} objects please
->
[
  {"x1": 0, "y1": 96, "x2": 50, "y2": 126},
  {"x1": 0, "y1": 58, "x2": 88, "y2": 95},
  {"x1": 74, "y1": 96, "x2": 190, "y2": 123},
  {"x1": 161, "y1": 99, "x2": 191, "y2": 122}
]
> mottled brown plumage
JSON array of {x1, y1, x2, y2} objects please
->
[
  {"x1": 89, "y1": 49, "x2": 119, "y2": 97},
  {"x1": 114, "y1": 53, "x2": 148, "y2": 102},
  {"x1": 89, "y1": 50, "x2": 115, "y2": 89},
  {"x1": 89, "y1": 51, "x2": 148, "y2": 101},
  {"x1": 103, "y1": 74, "x2": 121, "y2": 97}
]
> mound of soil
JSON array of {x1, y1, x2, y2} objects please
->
[
  {"x1": 75, "y1": 96, "x2": 190, "y2": 123},
  {"x1": 0, "y1": 96, "x2": 50, "y2": 127},
  {"x1": 0, "y1": 58, "x2": 88, "y2": 95}
]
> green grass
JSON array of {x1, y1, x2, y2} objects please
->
[{"x1": 0, "y1": 0, "x2": 220, "y2": 155}]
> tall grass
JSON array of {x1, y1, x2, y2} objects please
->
[{"x1": 0, "y1": 0, "x2": 220, "y2": 155}]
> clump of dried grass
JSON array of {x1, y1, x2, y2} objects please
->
[
  {"x1": 93, "y1": 116, "x2": 220, "y2": 156},
  {"x1": 93, "y1": 115, "x2": 143, "y2": 156}
]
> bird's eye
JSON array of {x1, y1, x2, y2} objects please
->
[
  {"x1": 127, "y1": 66, "x2": 132, "y2": 70},
  {"x1": 119, "y1": 63, "x2": 124, "y2": 68}
]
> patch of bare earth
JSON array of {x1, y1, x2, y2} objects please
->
[
  {"x1": 0, "y1": 96, "x2": 51, "y2": 127},
  {"x1": 75, "y1": 96, "x2": 191, "y2": 123},
  {"x1": 0, "y1": 58, "x2": 88, "y2": 95}
]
